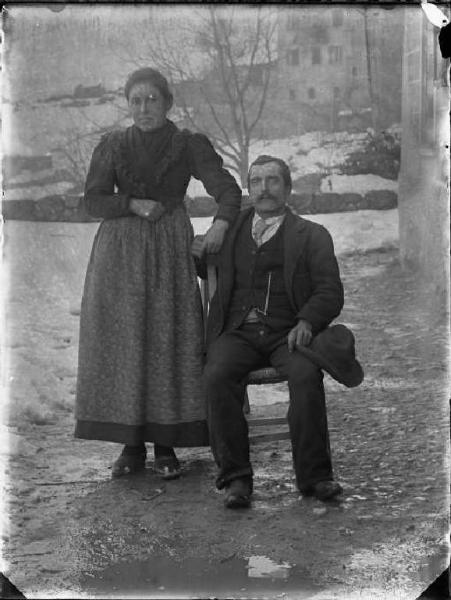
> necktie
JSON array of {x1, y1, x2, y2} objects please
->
[{"x1": 253, "y1": 219, "x2": 271, "y2": 246}]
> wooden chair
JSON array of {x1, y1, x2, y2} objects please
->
[{"x1": 199, "y1": 256, "x2": 290, "y2": 444}]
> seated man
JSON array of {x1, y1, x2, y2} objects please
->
[{"x1": 200, "y1": 154, "x2": 362, "y2": 509}]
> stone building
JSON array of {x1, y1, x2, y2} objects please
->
[{"x1": 272, "y1": 6, "x2": 404, "y2": 137}]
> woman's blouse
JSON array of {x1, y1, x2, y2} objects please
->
[{"x1": 84, "y1": 120, "x2": 242, "y2": 223}]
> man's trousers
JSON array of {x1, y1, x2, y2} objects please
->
[{"x1": 203, "y1": 322, "x2": 334, "y2": 491}]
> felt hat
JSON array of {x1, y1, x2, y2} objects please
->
[{"x1": 297, "y1": 324, "x2": 364, "y2": 388}]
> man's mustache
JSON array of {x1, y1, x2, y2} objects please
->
[{"x1": 256, "y1": 193, "x2": 277, "y2": 201}]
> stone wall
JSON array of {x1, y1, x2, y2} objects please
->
[
  {"x1": 3, "y1": 190, "x2": 398, "y2": 222},
  {"x1": 184, "y1": 190, "x2": 397, "y2": 218},
  {"x1": 2, "y1": 196, "x2": 94, "y2": 222}
]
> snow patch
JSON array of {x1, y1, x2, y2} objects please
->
[{"x1": 320, "y1": 174, "x2": 398, "y2": 194}]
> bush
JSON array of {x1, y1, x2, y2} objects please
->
[
  {"x1": 339, "y1": 193, "x2": 365, "y2": 211},
  {"x1": 313, "y1": 193, "x2": 343, "y2": 213},
  {"x1": 288, "y1": 193, "x2": 314, "y2": 213},
  {"x1": 292, "y1": 173, "x2": 324, "y2": 194},
  {"x1": 341, "y1": 130, "x2": 401, "y2": 180},
  {"x1": 290, "y1": 191, "x2": 395, "y2": 214}
]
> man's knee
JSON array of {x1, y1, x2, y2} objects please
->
[
  {"x1": 203, "y1": 349, "x2": 242, "y2": 388},
  {"x1": 287, "y1": 352, "x2": 323, "y2": 387},
  {"x1": 203, "y1": 353, "x2": 247, "y2": 416},
  {"x1": 203, "y1": 360, "x2": 232, "y2": 388},
  {"x1": 204, "y1": 334, "x2": 254, "y2": 388}
]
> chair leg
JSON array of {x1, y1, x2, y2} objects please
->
[{"x1": 243, "y1": 389, "x2": 250, "y2": 414}]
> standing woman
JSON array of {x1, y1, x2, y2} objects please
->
[{"x1": 75, "y1": 67, "x2": 241, "y2": 479}]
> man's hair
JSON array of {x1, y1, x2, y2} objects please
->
[{"x1": 247, "y1": 155, "x2": 292, "y2": 192}]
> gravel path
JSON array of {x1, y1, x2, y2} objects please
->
[{"x1": 2, "y1": 237, "x2": 449, "y2": 599}]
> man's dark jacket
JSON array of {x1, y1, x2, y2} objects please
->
[{"x1": 203, "y1": 207, "x2": 344, "y2": 347}]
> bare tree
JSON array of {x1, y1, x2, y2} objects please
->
[
  {"x1": 359, "y1": 6, "x2": 403, "y2": 131},
  {"x1": 113, "y1": 6, "x2": 278, "y2": 186},
  {"x1": 49, "y1": 102, "x2": 129, "y2": 191}
]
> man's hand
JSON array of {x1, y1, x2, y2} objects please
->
[
  {"x1": 202, "y1": 219, "x2": 229, "y2": 254},
  {"x1": 288, "y1": 319, "x2": 313, "y2": 353},
  {"x1": 191, "y1": 236, "x2": 205, "y2": 260},
  {"x1": 130, "y1": 198, "x2": 165, "y2": 221}
]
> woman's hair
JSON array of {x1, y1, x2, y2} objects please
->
[
  {"x1": 247, "y1": 155, "x2": 292, "y2": 192},
  {"x1": 124, "y1": 67, "x2": 173, "y2": 108}
]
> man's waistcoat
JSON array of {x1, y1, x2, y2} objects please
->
[{"x1": 225, "y1": 214, "x2": 297, "y2": 331}]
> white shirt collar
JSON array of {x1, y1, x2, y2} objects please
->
[{"x1": 252, "y1": 211, "x2": 286, "y2": 226}]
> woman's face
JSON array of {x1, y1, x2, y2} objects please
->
[{"x1": 128, "y1": 81, "x2": 169, "y2": 132}]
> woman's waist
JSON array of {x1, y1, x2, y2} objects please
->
[
  {"x1": 99, "y1": 203, "x2": 189, "y2": 228},
  {"x1": 134, "y1": 194, "x2": 186, "y2": 213},
  {"x1": 157, "y1": 193, "x2": 186, "y2": 210}
]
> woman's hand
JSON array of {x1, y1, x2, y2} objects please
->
[
  {"x1": 130, "y1": 198, "x2": 165, "y2": 221},
  {"x1": 202, "y1": 219, "x2": 229, "y2": 254}
]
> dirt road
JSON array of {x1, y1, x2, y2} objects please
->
[{"x1": 2, "y1": 231, "x2": 449, "y2": 599}]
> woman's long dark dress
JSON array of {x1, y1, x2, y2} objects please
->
[{"x1": 75, "y1": 121, "x2": 241, "y2": 447}]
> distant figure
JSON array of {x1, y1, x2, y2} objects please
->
[
  {"x1": 75, "y1": 68, "x2": 241, "y2": 480},
  {"x1": 197, "y1": 155, "x2": 363, "y2": 508}
]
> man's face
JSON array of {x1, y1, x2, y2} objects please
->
[
  {"x1": 248, "y1": 161, "x2": 290, "y2": 218},
  {"x1": 128, "y1": 81, "x2": 168, "y2": 132}
]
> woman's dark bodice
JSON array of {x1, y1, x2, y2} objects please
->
[{"x1": 84, "y1": 120, "x2": 241, "y2": 222}]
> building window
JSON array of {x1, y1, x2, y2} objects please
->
[
  {"x1": 328, "y1": 45, "x2": 343, "y2": 64},
  {"x1": 312, "y1": 46, "x2": 321, "y2": 65},
  {"x1": 312, "y1": 24, "x2": 329, "y2": 44},
  {"x1": 289, "y1": 89, "x2": 296, "y2": 101},
  {"x1": 352, "y1": 66, "x2": 358, "y2": 77},
  {"x1": 333, "y1": 86, "x2": 340, "y2": 98},
  {"x1": 288, "y1": 48, "x2": 300, "y2": 66},
  {"x1": 332, "y1": 9, "x2": 343, "y2": 27},
  {"x1": 308, "y1": 87, "x2": 316, "y2": 100}
]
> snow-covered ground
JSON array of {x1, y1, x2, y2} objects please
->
[{"x1": 319, "y1": 174, "x2": 398, "y2": 194}]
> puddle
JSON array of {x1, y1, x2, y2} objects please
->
[
  {"x1": 247, "y1": 555, "x2": 292, "y2": 579},
  {"x1": 79, "y1": 554, "x2": 321, "y2": 599}
]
